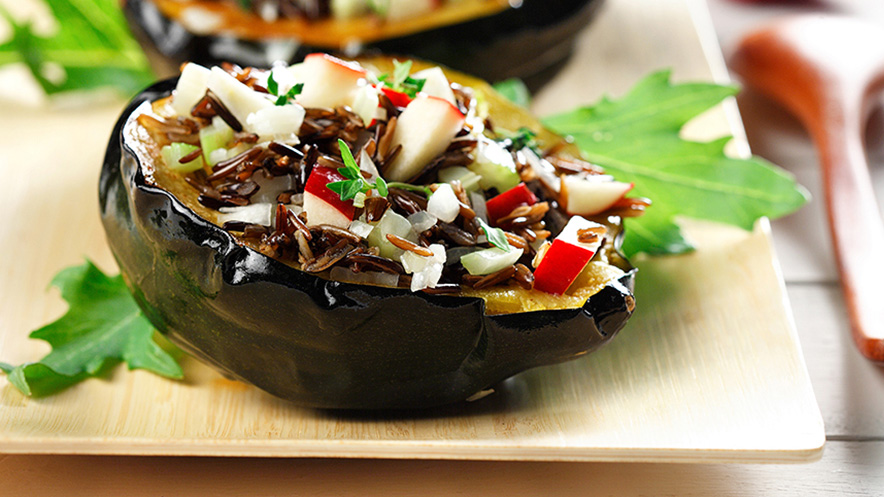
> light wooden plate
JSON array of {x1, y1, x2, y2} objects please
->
[{"x1": 0, "y1": 0, "x2": 824, "y2": 463}]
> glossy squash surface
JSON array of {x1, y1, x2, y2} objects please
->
[
  {"x1": 99, "y1": 62, "x2": 635, "y2": 409},
  {"x1": 125, "y1": 0, "x2": 603, "y2": 83}
]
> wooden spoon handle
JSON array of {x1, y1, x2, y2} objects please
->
[{"x1": 813, "y1": 105, "x2": 884, "y2": 362}]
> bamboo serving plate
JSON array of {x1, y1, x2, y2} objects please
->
[{"x1": 0, "y1": 0, "x2": 824, "y2": 463}]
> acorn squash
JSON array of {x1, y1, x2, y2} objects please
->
[
  {"x1": 124, "y1": 0, "x2": 604, "y2": 83},
  {"x1": 98, "y1": 59, "x2": 635, "y2": 409}
]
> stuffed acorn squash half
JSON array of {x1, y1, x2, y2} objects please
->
[
  {"x1": 124, "y1": 0, "x2": 603, "y2": 83},
  {"x1": 99, "y1": 55, "x2": 640, "y2": 409}
]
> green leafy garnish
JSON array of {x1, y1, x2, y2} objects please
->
[
  {"x1": 0, "y1": 261, "x2": 182, "y2": 397},
  {"x1": 266, "y1": 72, "x2": 303, "y2": 106},
  {"x1": 499, "y1": 127, "x2": 538, "y2": 152},
  {"x1": 327, "y1": 139, "x2": 389, "y2": 201},
  {"x1": 476, "y1": 218, "x2": 512, "y2": 252},
  {"x1": 0, "y1": 0, "x2": 155, "y2": 97},
  {"x1": 378, "y1": 60, "x2": 426, "y2": 98},
  {"x1": 543, "y1": 70, "x2": 809, "y2": 257},
  {"x1": 493, "y1": 78, "x2": 531, "y2": 108}
]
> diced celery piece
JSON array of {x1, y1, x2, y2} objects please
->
[
  {"x1": 460, "y1": 247, "x2": 523, "y2": 276},
  {"x1": 467, "y1": 140, "x2": 520, "y2": 193},
  {"x1": 438, "y1": 166, "x2": 482, "y2": 192},
  {"x1": 199, "y1": 117, "x2": 234, "y2": 166},
  {"x1": 367, "y1": 210, "x2": 416, "y2": 259},
  {"x1": 161, "y1": 142, "x2": 205, "y2": 173}
]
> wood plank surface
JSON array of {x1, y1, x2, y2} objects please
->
[
  {"x1": 0, "y1": 0, "x2": 824, "y2": 471},
  {"x1": 1, "y1": 440, "x2": 881, "y2": 497}
]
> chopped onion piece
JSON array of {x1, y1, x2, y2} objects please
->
[
  {"x1": 408, "y1": 211, "x2": 437, "y2": 233},
  {"x1": 427, "y1": 183, "x2": 460, "y2": 223},
  {"x1": 218, "y1": 203, "x2": 273, "y2": 226},
  {"x1": 348, "y1": 219, "x2": 374, "y2": 239},
  {"x1": 246, "y1": 104, "x2": 305, "y2": 142},
  {"x1": 460, "y1": 247, "x2": 523, "y2": 276},
  {"x1": 208, "y1": 148, "x2": 228, "y2": 165},
  {"x1": 400, "y1": 244, "x2": 446, "y2": 291}
]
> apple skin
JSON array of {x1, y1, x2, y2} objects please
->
[
  {"x1": 563, "y1": 175, "x2": 634, "y2": 216},
  {"x1": 297, "y1": 53, "x2": 367, "y2": 110},
  {"x1": 380, "y1": 87, "x2": 413, "y2": 108},
  {"x1": 385, "y1": 94, "x2": 465, "y2": 182},
  {"x1": 533, "y1": 240, "x2": 597, "y2": 295},
  {"x1": 485, "y1": 182, "x2": 538, "y2": 224},
  {"x1": 533, "y1": 216, "x2": 606, "y2": 295},
  {"x1": 303, "y1": 166, "x2": 355, "y2": 228}
]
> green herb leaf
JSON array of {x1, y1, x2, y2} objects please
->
[
  {"x1": 0, "y1": 0, "x2": 155, "y2": 97},
  {"x1": 267, "y1": 72, "x2": 279, "y2": 96},
  {"x1": 338, "y1": 138, "x2": 359, "y2": 173},
  {"x1": 392, "y1": 60, "x2": 413, "y2": 88},
  {"x1": 378, "y1": 59, "x2": 426, "y2": 98},
  {"x1": 286, "y1": 83, "x2": 304, "y2": 99},
  {"x1": 386, "y1": 182, "x2": 433, "y2": 198},
  {"x1": 493, "y1": 78, "x2": 531, "y2": 107},
  {"x1": 477, "y1": 218, "x2": 512, "y2": 252},
  {"x1": 498, "y1": 127, "x2": 537, "y2": 152},
  {"x1": 543, "y1": 70, "x2": 810, "y2": 256},
  {"x1": 328, "y1": 139, "x2": 391, "y2": 201},
  {"x1": 375, "y1": 176, "x2": 389, "y2": 197},
  {"x1": 268, "y1": 75, "x2": 302, "y2": 106},
  {"x1": 0, "y1": 261, "x2": 182, "y2": 397}
]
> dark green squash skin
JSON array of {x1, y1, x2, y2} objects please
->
[
  {"x1": 99, "y1": 79, "x2": 635, "y2": 409},
  {"x1": 124, "y1": 0, "x2": 603, "y2": 84}
]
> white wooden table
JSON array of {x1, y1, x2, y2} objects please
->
[{"x1": 1, "y1": 0, "x2": 883, "y2": 494}]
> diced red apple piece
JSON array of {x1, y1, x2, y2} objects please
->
[
  {"x1": 385, "y1": 94, "x2": 465, "y2": 182},
  {"x1": 485, "y1": 183, "x2": 538, "y2": 225},
  {"x1": 303, "y1": 166, "x2": 355, "y2": 228},
  {"x1": 297, "y1": 53, "x2": 367, "y2": 109},
  {"x1": 380, "y1": 87, "x2": 413, "y2": 108},
  {"x1": 563, "y1": 175, "x2": 634, "y2": 216},
  {"x1": 533, "y1": 216, "x2": 606, "y2": 295},
  {"x1": 412, "y1": 67, "x2": 456, "y2": 105}
]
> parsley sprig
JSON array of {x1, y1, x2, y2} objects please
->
[
  {"x1": 327, "y1": 139, "x2": 389, "y2": 201},
  {"x1": 267, "y1": 73, "x2": 303, "y2": 106},
  {"x1": 378, "y1": 60, "x2": 426, "y2": 98}
]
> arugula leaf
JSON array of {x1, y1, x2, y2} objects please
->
[
  {"x1": 493, "y1": 78, "x2": 531, "y2": 108},
  {"x1": 543, "y1": 70, "x2": 809, "y2": 256},
  {"x1": 0, "y1": 261, "x2": 182, "y2": 397},
  {"x1": 0, "y1": 0, "x2": 155, "y2": 97},
  {"x1": 476, "y1": 218, "x2": 512, "y2": 252}
]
